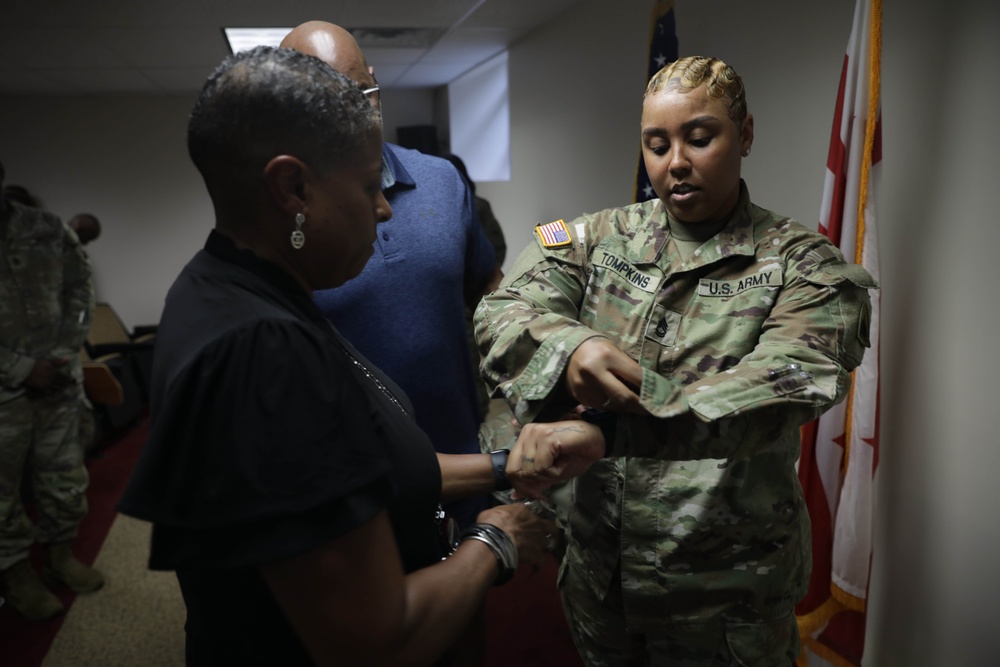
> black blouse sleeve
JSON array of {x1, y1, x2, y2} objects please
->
[{"x1": 121, "y1": 317, "x2": 395, "y2": 569}]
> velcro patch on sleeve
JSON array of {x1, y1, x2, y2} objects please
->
[{"x1": 535, "y1": 219, "x2": 573, "y2": 248}]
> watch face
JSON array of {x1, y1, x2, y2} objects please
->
[{"x1": 581, "y1": 407, "x2": 610, "y2": 422}]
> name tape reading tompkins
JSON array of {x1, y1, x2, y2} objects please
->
[{"x1": 592, "y1": 249, "x2": 660, "y2": 293}]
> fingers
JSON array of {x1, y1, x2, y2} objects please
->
[
  {"x1": 26, "y1": 358, "x2": 74, "y2": 391},
  {"x1": 477, "y1": 504, "x2": 558, "y2": 564},
  {"x1": 566, "y1": 338, "x2": 643, "y2": 408},
  {"x1": 507, "y1": 420, "x2": 605, "y2": 499},
  {"x1": 508, "y1": 423, "x2": 560, "y2": 493},
  {"x1": 515, "y1": 513, "x2": 558, "y2": 564}
]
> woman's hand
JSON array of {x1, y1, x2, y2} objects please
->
[
  {"x1": 566, "y1": 337, "x2": 644, "y2": 412},
  {"x1": 506, "y1": 419, "x2": 605, "y2": 499},
  {"x1": 475, "y1": 502, "x2": 557, "y2": 565}
]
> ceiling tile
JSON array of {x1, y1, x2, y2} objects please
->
[
  {"x1": 399, "y1": 62, "x2": 482, "y2": 89},
  {"x1": 337, "y1": 0, "x2": 485, "y2": 28},
  {"x1": 421, "y1": 28, "x2": 511, "y2": 63},
  {"x1": 463, "y1": 0, "x2": 582, "y2": 33},
  {"x1": 0, "y1": 0, "x2": 588, "y2": 94},
  {"x1": 95, "y1": 27, "x2": 231, "y2": 68},
  {"x1": 365, "y1": 63, "x2": 416, "y2": 88},
  {"x1": 0, "y1": 69, "x2": 69, "y2": 94},
  {"x1": 141, "y1": 68, "x2": 219, "y2": 95}
]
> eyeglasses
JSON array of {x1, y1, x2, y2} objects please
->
[{"x1": 361, "y1": 84, "x2": 380, "y2": 98}]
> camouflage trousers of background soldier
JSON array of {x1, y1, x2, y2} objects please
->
[{"x1": 0, "y1": 385, "x2": 90, "y2": 571}]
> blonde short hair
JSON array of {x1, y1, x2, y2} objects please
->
[{"x1": 645, "y1": 56, "x2": 747, "y2": 125}]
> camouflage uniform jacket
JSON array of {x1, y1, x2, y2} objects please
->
[
  {"x1": 0, "y1": 200, "x2": 93, "y2": 401},
  {"x1": 474, "y1": 182, "x2": 876, "y2": 627}
]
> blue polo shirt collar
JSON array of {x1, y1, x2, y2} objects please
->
[{"x1": 381, "y1": 143, "x2": 416, "y2": 192}]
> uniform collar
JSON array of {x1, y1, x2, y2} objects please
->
[{"x1": 628, "y1": 180, "x2": 756, "y2": 269}]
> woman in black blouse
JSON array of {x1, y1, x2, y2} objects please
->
[{"x1": 119, "y1": 47, "x2": 605, "y2": 666}]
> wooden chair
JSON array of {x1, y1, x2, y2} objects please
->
[
  {"x1": 85, "y1": 302, "x2": 156, "y2": 401},
  {"x1": 80, "y1": 347, "x2": 143, "y2": 451}
]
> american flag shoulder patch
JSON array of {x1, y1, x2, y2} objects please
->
[{"x1": 535, "y1": 219, "x2": 572, "y2": 248}]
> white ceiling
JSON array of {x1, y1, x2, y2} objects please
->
[{"x1": 0, "y1": 0, "x2": 584, "y2": 95}]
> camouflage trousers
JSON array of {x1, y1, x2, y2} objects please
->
[
  {"x1": 558, "y1": 561, "x2": 799, "y2": 667},
  {"x1": 0, "y1": 386, "x2": 89, "y2": 570}
]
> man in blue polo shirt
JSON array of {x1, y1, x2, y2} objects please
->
[{"x1": 282, "y1": 22, "x2": 502, "y2": 531}]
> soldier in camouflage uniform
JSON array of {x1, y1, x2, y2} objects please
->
[
  {"x1": 0, "y1": 161, "x2": 103, "y2": 620},
  {"x1": 474, "y1": 58, "x2": 876, "y2": 665}
]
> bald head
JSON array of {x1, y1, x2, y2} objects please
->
[
  {"x1": 281, "y1": 21, "x2": 372, "y2": 88},
  {"x1": 68, "y1": 213, "x2": 101, "y2": 245}
]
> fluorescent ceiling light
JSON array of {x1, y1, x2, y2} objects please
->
[
  {"x1": 223, "y1": 28, "x2": 293, "y2": 54},
  {"x1": 224, "y1": 27, "x2": 444, "y2": 54}
]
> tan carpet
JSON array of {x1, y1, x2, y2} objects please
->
[{"x1": 43, "y1": 514, "x2": 185, "y2": 666}]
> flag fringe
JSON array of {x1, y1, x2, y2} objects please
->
[
  {"x1": 795, "y1": 579, "x2": 867, "y2": 663},
  {"x1": 796, "y1": 596, "x2": 841, "y2": 638},
  {"x1": 831, "y1": 580, "x2": 867, "y2": 612},
  {"x1": 803, "y1": 636, "x2": 860, "y2": 667}
]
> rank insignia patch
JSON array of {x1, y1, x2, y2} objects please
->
[{"x1": 535, "y1": 219, "x2": 572, "y2": 248}]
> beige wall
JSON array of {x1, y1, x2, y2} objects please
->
[
  {"x1": 0, "y1": 87, "x2": 436, "y2": 328},
  {"x1": 2, "y1": 0, "x2": 999, "y2": 662}
]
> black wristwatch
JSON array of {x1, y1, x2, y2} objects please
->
[
  {"x1": 489, "y1": 449, "x2": 512, "y2": 491},
  {"x1": 580, "y1": 408, "x2": 618, "y2": 457}
]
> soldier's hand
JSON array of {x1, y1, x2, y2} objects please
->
[
  {"x1": 24, "y1": 357, "x2": 73, "y2": 394},
  {"x1": 507, "y1": 419, "x2": 605, "y2": 499},
  {"x1": 566, "y1": 337, "x2": 644, "y2": 413}
]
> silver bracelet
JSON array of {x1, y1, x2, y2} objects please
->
[{"x1": 460, "y1": 522, "x2": 517, "y2": 585}]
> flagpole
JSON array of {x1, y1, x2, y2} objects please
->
[
  {"x1": 841, "y1": 0, "x2": 881, "y2": 479},
  {"x1": 856, "y1": 0, "x2": 882, "y2": 264}
]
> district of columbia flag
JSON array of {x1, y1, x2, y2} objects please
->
[
  {"x1": 796, "y1": 1, "x2": 882, "y2": 666},
  {"x1": 634, "y1": 0, "x2": 678, "y2": 203}
]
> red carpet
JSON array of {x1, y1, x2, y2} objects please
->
[
  {"x1": 0, "y1": 418, "x2": 149, "y2": 667},
  {"x1": 485, "y1": 557, "x2": 584, "y2": 666}
]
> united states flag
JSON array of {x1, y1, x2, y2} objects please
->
[
  {"x1": 535, "y1": 220, "x2": 571, "y2": 247},
  {"x1": 635, "y1": 0, "x2": 678, "y2": 203}
]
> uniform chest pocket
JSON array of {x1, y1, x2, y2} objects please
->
[
  {"x1": 688, "y1": 269, "x2": 782, "y2": 342},
  {"x1": 7, "y1": 234, "x2": 65, "y2": 292},
  {"x1": 583, "y1": 249, "x2": 662, "y2": 351}
]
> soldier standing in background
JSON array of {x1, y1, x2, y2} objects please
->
[
  {"x1": 0, "y1": 160, "x2": 104, "y2": 620},
  {"x1": 68, "y1": 213, "x2": 102, "y2": 246},
  {"x1": 67, "y1": 212, "x2": 102, "y2": 452}
]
